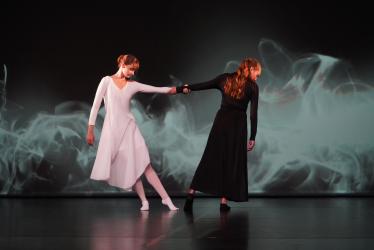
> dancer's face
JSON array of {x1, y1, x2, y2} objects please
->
[
  {"x1": 249, "y1": 66, "x2": 261, "y2": 81},
  {"x1": 121, "y1": 64, "x2": 138, "y2": 79}
]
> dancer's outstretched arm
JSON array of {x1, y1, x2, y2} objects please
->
[
  {"x1": 136, "y1": 82, "x2": 177, "y2": 95},
  {"x1": 176, "y1": 74, "x2": 227, "y2": 93}
]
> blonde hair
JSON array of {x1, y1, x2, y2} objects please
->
[
  {"x1": 224, "y1": 58, "x2": 261, "y2": 99},
  {"x1": 117, "y1": 54, "x2": 140, "y2": 70}
]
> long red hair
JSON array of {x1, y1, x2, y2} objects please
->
[{"x1": 224, "y1": 58, "x2": 260, "y2": 99}]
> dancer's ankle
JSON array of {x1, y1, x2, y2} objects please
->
[
  {"x1": 220, "y1": 197, "x2": 228, "y2": 204},
  {"x1": 162, "y1": 197, "x2": 179, "y2": 211},
  {"x1": 140, "y1": 200, "x2": 149, "y2": 211},
  {"x1": 187, "y1": 193, "x2": 194, "y2": 200}
]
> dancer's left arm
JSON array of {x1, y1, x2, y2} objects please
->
[{"x1": 248, "y1": 84, "x2": 259, "y2": 151}]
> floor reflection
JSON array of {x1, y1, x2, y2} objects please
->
[
  {"x1": 186, "y1": 211, "x2": 250, "y2": 250},
  {"x1": 90, "y1": 209, "x2": 178, "y2": 250}
]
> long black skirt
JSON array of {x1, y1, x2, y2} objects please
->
[{"x1": 190, "y1": 107, "x2": 248, "y2": 202}]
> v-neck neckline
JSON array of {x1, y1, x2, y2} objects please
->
[{"x1": 109, "y1": 76, "x2": 129, "y2": 91}]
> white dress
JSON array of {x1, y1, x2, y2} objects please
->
[{"x1": 88, "y1": 76, "x2": 171, "y2": 190}]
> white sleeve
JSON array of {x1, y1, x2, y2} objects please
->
[
  {"x1": 135, "y1": 82, "x2": 171, "y2": 94},
  {"x1": 88, "y1": 77, "x2": 109, "y2": 126}
]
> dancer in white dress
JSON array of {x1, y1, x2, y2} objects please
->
[{"x1": 86, "y1": 54, "x2": 178, "y2": 211}]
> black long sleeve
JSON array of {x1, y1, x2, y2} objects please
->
[
  {"x1": 249, "y1": 84, "x2": 259, "y2": 140},
  {"x1": 176, "y1": 74, "x2": 224, "y2": 93}
]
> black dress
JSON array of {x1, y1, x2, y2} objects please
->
[{"x1": 178, "y1": 73, "x2": 259, "y2": 202}]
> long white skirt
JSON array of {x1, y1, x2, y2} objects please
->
[{"x1": 90, "y1": 117, "x2": 150, "y2": 190}]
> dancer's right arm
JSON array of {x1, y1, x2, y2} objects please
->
[{"x1": 87, "y1": 77, "x2": 108, "y2": 145}]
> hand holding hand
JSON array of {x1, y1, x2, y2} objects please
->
[
  {"x1": 168, "y1": 86, "x2": 177, "y2": 95},
  {"x1": 182, "y1": 84, "x2": 191, "y2": 94}
]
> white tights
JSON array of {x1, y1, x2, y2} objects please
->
[{"x1": 133, "y1": 164, "x2": 169, "y2": 202}]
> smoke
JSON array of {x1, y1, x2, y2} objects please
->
[{"x1": 249, "y1": 39, "x2": 374, "y2": 193}]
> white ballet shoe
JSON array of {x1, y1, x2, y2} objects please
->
[
  {"x1": 161, "y1": 198, "x2": 179, "y2": 211},
  {"x1": 140, "y1": 200, "x2": 149, "y2": 211}
]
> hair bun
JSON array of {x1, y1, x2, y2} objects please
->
[{"x1": 117, "y1": 54, "x2": 128, "y2": 65}]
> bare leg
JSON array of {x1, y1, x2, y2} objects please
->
[
  {"x1": 133, "y1": 178, "x2": 149, "y2": 211},
  {"x1": 144, "y1": 164, "x2": 169, "y2": 199},
  {"x1": 144, "y1": 164, "x2": 178, "y2": 210},
  {"x1": 220, "y1": 197, "x2": 231, "y2": 212},
  {"x1": 220, "y1": 197, "x2": 228, "y2": 204},
  {"x1": 188, "y1": 188, "x2": 195, "y2": 195},
  {"x1": 134, "y1": 178, "x2": 147, "y2": 202}
]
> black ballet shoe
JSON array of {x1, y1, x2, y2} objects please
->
[
  {"x1": 184, "y1": 194, "x2": 194, "y2": 212},
  {"x1": 220, "y1": 203, "x2": 231, "y2": 212}
]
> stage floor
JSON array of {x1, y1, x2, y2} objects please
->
[{"x1": 1, "y1": 197, "x2": 374, "y2": 250}]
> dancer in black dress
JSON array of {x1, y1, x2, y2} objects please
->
[{"x1": 178, "y1": 58, "x2": 261, "y2": 212}]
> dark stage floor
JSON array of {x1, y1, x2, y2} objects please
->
[{"x1": 1, "y1": 197, "x2": 373, "y2": 250}]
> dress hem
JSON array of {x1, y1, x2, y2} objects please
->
[
  {"x1": 90, "y1": 161, "x2": 151, "y2": 191},
  {"x1": 190, "y1": 186, "x2": 249, "y2": 202}
]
